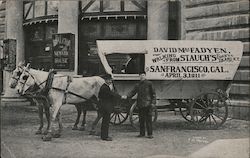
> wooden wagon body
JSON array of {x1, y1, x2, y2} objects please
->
[{"x1": 97, "y1": 40, "x2": 243, "y2": 129}]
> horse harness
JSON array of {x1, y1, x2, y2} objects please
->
[{"x1": 35, "y1": 71, "x2": 98, "y2": 104}]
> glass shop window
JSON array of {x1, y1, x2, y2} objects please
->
[{"x1": 106, "y1": 53, "x2": 145, "y2": 74}]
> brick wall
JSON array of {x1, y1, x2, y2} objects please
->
[{"x1": 184, "y1": 0, "x2": 250, "y2": 120}]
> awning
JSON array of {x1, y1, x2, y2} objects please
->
[
  {"x1": 23, "y1": 17, "x2": 58, "y2": 26},
  {"x1": 81, "y1": 15, "x2": 146, "y2": 20}
]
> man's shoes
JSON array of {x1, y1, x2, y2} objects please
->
[
  {"x1": 101, "y1": 137, "x2": 112, "y2": 141},
  {"x1": 147, "y1": 135, "x2": 153, "y2": 139},
  {"x1": 136, "y1": 134, "x2": 145, "y2": 138},
  {"x1": 89, "y1": 130, "x2": 96, "y2": 135}
]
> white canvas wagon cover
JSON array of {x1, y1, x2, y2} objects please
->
[{"x1": 97, "y1": 40, "x2": 243, "y2": 80}]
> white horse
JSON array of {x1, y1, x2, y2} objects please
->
[{"x1": 16, "y1": 65, "x2": 105, "y2": 141}]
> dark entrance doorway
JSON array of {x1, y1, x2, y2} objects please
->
[{"x1": 79, "y1": 18, "x2": 147, "y2": 76}]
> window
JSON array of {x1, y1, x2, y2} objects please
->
[
  {"x1": 25, "y1": 23, "x2": 58, "y2": 71},
  {"x1": 106, "y1": 53, "x2": 145, "y2": 74}
]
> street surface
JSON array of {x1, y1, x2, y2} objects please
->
[{"x1": 1, "y1": 104, "x2": 249, "y2": 158}]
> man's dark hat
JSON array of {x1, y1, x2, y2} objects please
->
[{"x1": 139, "y1": 71, "x2": 146, "y2": 75}]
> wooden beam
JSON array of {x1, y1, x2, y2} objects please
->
[
  {"x1": 24, "y1": 2, "x2": 33, "y2": 20},
  {"x1": 82, "y1": 0, "x2": 96, "y2": 13},
  {"x1": 131, "y1": 0, "x2": 146, "y2": 11}
]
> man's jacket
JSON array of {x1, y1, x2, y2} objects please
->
[
  {"x1": 98, "y1": 83, "x2": 121, "y2": 113},
  {"x1": 128, "y1": 80, "x2": 156, "y2": 108}
]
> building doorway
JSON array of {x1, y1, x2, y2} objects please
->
[{"x1": 78, "y1": 18, "x2": 147, "y2": 76}]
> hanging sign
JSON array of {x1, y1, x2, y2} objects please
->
[{"x1": 52, "y1": 33, "x2": 75, "y2": 70}]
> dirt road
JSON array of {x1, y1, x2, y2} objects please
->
[{"x1": 1, "y1": 104, "x2": 249, "y2": 158}]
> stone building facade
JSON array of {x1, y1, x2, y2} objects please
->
[{"x1": 0, "y1": 0, "x2": 249, "y2": 119}]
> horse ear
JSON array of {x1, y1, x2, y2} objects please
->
[
  {"x1": 25, "y1": 63, "x2": 30, "y2": 69},
  {"x1": 18, "y1": 61, "x2": 25, "y2": 66}
]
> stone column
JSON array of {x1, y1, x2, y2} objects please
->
[
  {"x1": 147, "y1": 0, "x2": 169, "y2": 39},
  {"x1": 58, "y1": 1, "x2": 79, "y2": 74},
  {"x1": 1, "y1": 0, "x2": 26, "y2": 104},
  {"x1": 6, "y1": 0, "x2": 25, "y2": 64}
]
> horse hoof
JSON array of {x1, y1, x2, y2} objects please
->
[
  {"x1": 79, "y1": 126, "x2": 85, "y2": 131},
  {"x1": 43, "y1": 130, "x2": 48, "y2": 135},
  {"x1": 72, "y1": 126, "x2": 78, "y2": 130},
  {"x1": 52, "y1": 133, "x2": 61, "y2": 138},
  {"x1": 42, "y1": 135, "x2": 52, "y2": 141},
  {"x1": 35, "y1": 130, "x2": 42, "y2": 135}
]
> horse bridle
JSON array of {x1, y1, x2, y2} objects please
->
[
  {"x1": 11, "y1": 66, "x2": 24, "y2": 81},
  {"x1": 18, "y1": 70, "x2": 47, "y2": 93}
]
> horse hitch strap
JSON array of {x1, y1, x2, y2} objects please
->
[
  {"x1": 51, "y1": 76, "x2": 98, "y2": 104},
  {"x1": 40, "y1": 70, "x2": 56, "y2": 96},
  {"x1": 64, "y1": 76, "x2": 72, "y2": 103}
]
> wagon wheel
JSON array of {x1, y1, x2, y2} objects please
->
[
  {"x1": 190, "y1": 92, "x2": 228, "y2": 129},
  {"x1": 178, "y1": 100, "x2": 193, "y2": 122},
  {"x1": 129, "y1": 102, "x2": 158, "y2": 129},
  {"x1": 110, "y1": 99, "x2": 129, "y2": 125}
]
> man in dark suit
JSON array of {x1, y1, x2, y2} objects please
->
[
  {"x1": 126, "y1": 71, "x2": 156, "y2": 139},
  {"x1": 98, "y1": 74, "x2": 121, "y2": 141}
]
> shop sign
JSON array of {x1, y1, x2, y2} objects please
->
[{"x1": 52, "y1": 33, "x2": 75, "y2": 70}]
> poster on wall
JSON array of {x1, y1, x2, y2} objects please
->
[
  {"x1": 3, "y1": 39, "x2": 16, "y2": 71},
  {"x1": 52, "y1": 33, "x2": 75, "y2": 70}
]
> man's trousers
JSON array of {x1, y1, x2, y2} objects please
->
[{"x1": 138, "y1": 106, "x2": 153, "y2": 136}]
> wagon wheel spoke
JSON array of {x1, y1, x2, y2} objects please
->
[
  {"x1": 199, "y1": 113, "x2": 208, "y2": 122},
  {"x1": 201, "y1": 98, "x2": 208, "y2": 108},
  {"x1": 117, "y1": 114, "x2": 121, "y2": 123},
  {"x1": 120, "y1": 113, "x2": 126, "y2": 119},
  {"x1": 195, "y1": 101, "x2": 207, "y2": 109},
  {"x1": 110, "y1": 113, "x2": 115, "y2": 120},
  {"x1": 114, "y1": 115, "x2": 117, "y2": 124},
  {"x1": 179, "y1": 103, "x2": 192, "y2": 122},
  {"x1": 211, "y1": 114, "x2": 218, "y2": 125},
  {"x1": 132, "y1": 115, "x2": 139, "y2": 122},
  {"x1": 212, "y1": 113, "x2": 224, "y2": 121},
  {"x1": 133, "y1": 117, "x2": 139, "y2": 122}
]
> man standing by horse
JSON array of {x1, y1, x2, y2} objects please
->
[{"x1": 98, "y1": 74, "x2": 121, "y2": 141}]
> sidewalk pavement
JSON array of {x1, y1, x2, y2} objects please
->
[{"x1": 146, "y1": 138, "x2": 249, "y2": 158}]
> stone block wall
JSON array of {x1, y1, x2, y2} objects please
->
[{"x1": 184, "y1": 0, "x2": 250, "y2": 120}]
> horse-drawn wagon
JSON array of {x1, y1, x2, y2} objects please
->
[
  {"x1": 9, "y1": 40, "x2": 243, "y2": 141},
  {"x1": 96, "y1": 40, "x2": 243, "y2": 129}
]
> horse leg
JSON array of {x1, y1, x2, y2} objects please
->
[
  {"x1": 52, "y1": 111, "x2": 62, "y2": 138},
  {"x1": 72, "y1": 104, "x2": 81, "y2": 130},
  {"x1": 44, "y1": 101, "x2": 51, "y2": 135},
  {"x1": 35, "y1": 99, "x2": 43, "y2": 135},
  {"x1": 89, "y1": 110, "x2": 102, "y2": 135},
  {"x1": 79, "y1": 105, "x2": 87, "y2": 131},
  {"x1": 42, "y1": 101, "x2": 62, "y2": 141}
]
